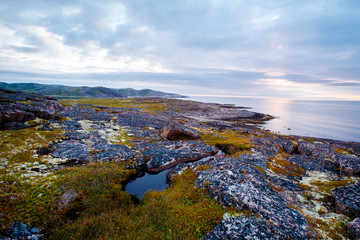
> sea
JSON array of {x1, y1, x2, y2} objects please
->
[{"x1": 188, "y1": 96, "x2": 360, "y2": 143}]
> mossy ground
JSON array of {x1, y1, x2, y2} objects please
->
[
  {"x1": 49, "y1": 168, "x2": 228, "y2": 240},
  {"x1": 0, "y1": 125, "x2": 65, "y2": 232},
  {"x1": 60, "y1": 98, "x2": 169, "y2": 112},
  {"x1": 201, "y1": 129, "x2": 252, "y2": 156}
]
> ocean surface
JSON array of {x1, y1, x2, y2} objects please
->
[{"x1": 188, "y1": 96, "x2": 360, "y2": 143}]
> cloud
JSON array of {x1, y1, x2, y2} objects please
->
[{"x1": 0, "y1": 0, "x2": 359, "y2": 100}]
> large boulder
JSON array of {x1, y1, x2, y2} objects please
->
[{"x1": 161, "y1": 122, "x2": 200, "y2": 140}]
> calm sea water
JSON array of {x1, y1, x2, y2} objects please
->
[{"x1": 188, "y1": 96, "x2": 360, "y2": 143}]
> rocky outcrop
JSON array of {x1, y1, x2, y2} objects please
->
[
  {"x1": 348, "y1": 218, "x2": 360, "y2": 240},
  {"x1": 138, "y1": 141, "x2": 218, "y2": 172},
  {"x1": 0, "y1": 89, "x2": 64, "y2": 129},
  {"x1": 194, "y1": 155, "x2": 312, "y2": 239},
  {"x1": 332, "y1": 183, "x2": 360, "y2": 217}
]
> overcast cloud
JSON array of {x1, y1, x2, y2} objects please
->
[{"x1": 0, "y1": 0, "x2": 359, "y2": 99}]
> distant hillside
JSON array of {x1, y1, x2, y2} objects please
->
[{"x1": 0, "y1": 82, "x2": 185, "y2": 99}]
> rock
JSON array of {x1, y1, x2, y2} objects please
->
[
  {"x1": 139, "y1": 141, "x2": 218, "y2": 172},
  {"x1": 0, "y1": 90, "x2": 65, "y2": 129},
  {"x1": 332, "y1": 183, "x2": 360, "y2": 217},
  {"x1": 0, "y1": 122, "x2": 31, "y2": 130},
  {"x1": 203, "y1": 216, "x2": 283, "y2": 240},
  {"x1": 161, "y1": 122, "x2": 200, "y2": 140},
  {"x1": 348, "y1": 218, "x2": 360, "y2": 240},
  {"x1": 298, "y1": 141, "x2": 335, "y2": 159},
  {"x1": 337, "y1": 154, "x2": 360, "y2": 176},
  {"x1": 58, "y1": 189, "x2": 79, "y2": 211},
  {"x1": 195, "y1": 155, "x2": 312, "y2": 239},
  {"x1": 51, "y1": 141, "x2": 88, "y2": 162},
  {"x1": 6, "y1": 222, "x2": 42, "y2": 240}
]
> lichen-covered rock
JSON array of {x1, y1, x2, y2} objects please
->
[
  {"x1": 51, "y1": 140, "x2": 88, "y2": 162},
  {"x1": 203, "y1": 216, "x2": 283, "y2": 240},
  {"x1": 139, "y1": 140, "x2": 218, "y2": 172},
  {"x1": 332, "y1": 183, "x2": 360, "y2": 217},
  {"x1": 195, "y1": 155, "x2": 312, "y2": 239},
  {"x1": 6, "y1": 222, "x2": 42, "y2": 240},
  {"x1": 348, "y1": 218, "x2": 360, "y2": 240},
  {"x1": 337, "y1": 154, "x2": 360, "y2": 176}
]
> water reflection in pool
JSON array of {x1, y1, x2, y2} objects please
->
[{"x1": 124, "y1": 170, "x2": 169, "y2": 199}]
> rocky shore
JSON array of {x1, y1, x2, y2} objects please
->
[{"x1": 1, "y1": 89, "x2": 359, "y2": 239}]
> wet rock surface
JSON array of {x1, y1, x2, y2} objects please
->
[{"x1": 1, "y1": 90, "x2": 360, "y2": 239}]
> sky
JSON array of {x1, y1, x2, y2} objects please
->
[{"x1": 0, "y1": 0, "x2": 360, "y2": 100}]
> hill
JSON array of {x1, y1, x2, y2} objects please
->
[{"x1": 0, "y1": 82, "x2": 185, "y2": 99}]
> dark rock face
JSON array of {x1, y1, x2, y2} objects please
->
[
  {"x1": 6, "y1": 222, "x2": 42, "y2": 240},
  {"x1": 332, "y1": 183, "x2": 360, "y2": 217},
  {"x1": 195, "y1": 155, "x2": 312, "y2": 239},
  {"x1": 348, "y1": 218, "x2": 360, "y2": 240},
  {"x1": 161, "y1": 122, "x2": 200, "y2": 140},
  {"x1": 0, "y1": 89, "x2": 64, "y2": 129},
  {"x1": 203, "y1": 216, "x2": 284, "y2": 240}
]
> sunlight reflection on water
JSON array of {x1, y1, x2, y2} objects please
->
[{"x1": 188, "y1": 96, "x2": 360, "y2": 142}]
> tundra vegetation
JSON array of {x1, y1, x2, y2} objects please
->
[{"x1": 1, "y1": 93, "x2": 360, "y2": 239}]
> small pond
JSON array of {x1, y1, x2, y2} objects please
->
[{"x1": 124, "y1": 170, "x2": 169, "y2": 199}]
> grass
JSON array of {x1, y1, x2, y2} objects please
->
[
  {"x1": 201, "y1": 129, "x2": 252, "y2": 156},
  {"x1": 49, "y1": 168, "x2": 228, "y2": 240},
  {"x1": 60, "y1": 98, "x2": 169, "y2": 112}
]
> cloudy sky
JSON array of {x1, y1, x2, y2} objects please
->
[{"x1": 0, "y1": 0, "x2": 360, "y2": 100}]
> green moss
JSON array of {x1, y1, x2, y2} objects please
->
[
  {"x1": 201, "y1": 130, "x2": 252, "y2": 156},
  {"x1": 60, "y1": 98, "x2": 169, "y2": 112},
  {"x1": 50, "y1": 169, "x2": 228, "y2": 240},
  {"x1": 334, "y1": 148, "x2": 354, "y2": 155}
]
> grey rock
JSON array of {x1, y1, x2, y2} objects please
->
[
  {"x1": 140, "y1": 141, "x2": 218, "y2": 172},
  {"x1": 195, "y1": 155, "x2": 312, "y2": 239},
  {"x1": 348, "y1": 218, "x2": 360, "y2": 240},
  {"x1": 332, "y1": 183, "x2": 360, "y2": 217},
  {"x1": 203, "y1": 216, "x2": 282, "y2": 240},
  {"x1": 51, "y1": 141, "x2": 88, "y2": 162},
  {"x1": 337, "y1": 154, "x2": 360, "y2": 176},
  {"x1": 6, "y1": 222, "x2": 42, "y2": 240}
]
